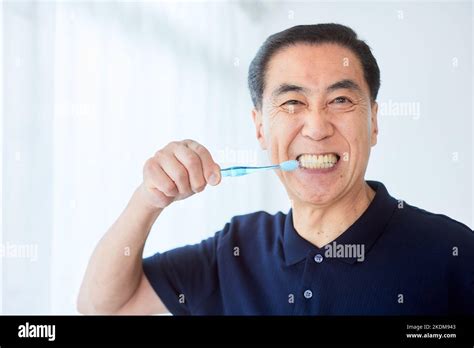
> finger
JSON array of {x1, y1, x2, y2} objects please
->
[
  {"x1": 174, "y1": 145, "x2": 206, "y2": 193},
  {"x1": 183, "y1": 139, "x2": 221, "y2": 186},
  {"x1": 158, "y1": 152, "x2": 192, "y2": 195},
  {"x1": 144, "y1": 158, "x2": 178, "y2": 197}
]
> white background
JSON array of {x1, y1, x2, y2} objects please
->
[{"x1": 1, "y1": 0, "x2": 472, "y2": 314}]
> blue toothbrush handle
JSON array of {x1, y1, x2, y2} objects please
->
[
  {"x1": 220, "y1": 161, "x2": 297, "y2": 178},
  {"x1": 221, "y1": 167, "x2": 261, "y2": 177},
  {"x1": 221, "y1": 165, "x2": 277, "y2": 177},
  {"x1": 221, "y1": 168, "x2": 246, "y2": 177}
]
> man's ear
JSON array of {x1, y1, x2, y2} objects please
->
[
  {"x1": 252, "y1": 108, "x2": 267, "y2": 150},
  {"x1": 370, "y1": 102, "x2": 379, "y2": 147}
]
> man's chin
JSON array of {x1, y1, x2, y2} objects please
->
[
  {"x1": 289, "y1": 184, "x2": 341, "y2": 207},
  {"x1": 295, "y1": 170, "x2": 341, "y2": 189},
  {"x1": 281, "y1": 171, "x2": 347, "y2": 206},
  {"x1": 301, "y1": 192, "x2": 338, "y2": 207}
]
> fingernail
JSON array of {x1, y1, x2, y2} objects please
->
[{"x1": 208, "y1": 173, "x2": 219, "y2": 186}]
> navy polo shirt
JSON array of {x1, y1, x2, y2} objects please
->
[{"x1": 143, "y1": 181, "x2": 474, "y2": 315}]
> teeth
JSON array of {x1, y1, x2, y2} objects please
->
[{"x1": 298, "y1": 153, "x2": 339, "y2": 169}]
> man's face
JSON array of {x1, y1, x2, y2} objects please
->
[{"x1": 252, "y1": 43, "x2": 378, "y2": 206}]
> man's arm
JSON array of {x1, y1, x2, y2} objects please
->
[{"x1": 77, "y1": 140, "x2": 221, "y2": 314}]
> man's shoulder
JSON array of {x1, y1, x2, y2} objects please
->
[
  {"x1": 217, "y1": 210, "x2": 287, "y2": 246},
  {"x1": 396, "y1": 201, "x2": 473, "y2": 245},
  {"x1": 229, "y1": 209, "x2": 286, "y2": 227}
]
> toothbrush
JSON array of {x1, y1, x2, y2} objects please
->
[{"x1": 220, "y1": 160, "x2": 299, "y2": 177}]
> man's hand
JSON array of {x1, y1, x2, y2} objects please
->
[
  {"x1": 139, "y1": 139, "x2": 221, "y2": 210},
  {"x1": 78, "y1": 139, "x2": 221, "y2": 314}
]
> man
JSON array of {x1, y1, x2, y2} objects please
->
[{"x1": 78, "y1": 23, "x2": 474, "y2": 315}]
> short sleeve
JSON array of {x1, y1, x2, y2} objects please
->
[{"x1": 142, "y1": 232, "x2": 220, "y2": 315}]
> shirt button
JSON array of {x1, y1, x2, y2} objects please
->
[
  {"x1": 304, "y1": 289, "x2": 313, "y2": 299},
  {"x1": 314, "y1": 254, "x2": 323, "y2": 263}
]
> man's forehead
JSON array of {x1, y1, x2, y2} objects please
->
[{"x1": 265, "y1": 44, "x2": 367, "y2": 97}]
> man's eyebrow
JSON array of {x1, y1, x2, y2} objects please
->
[
  {"x1": 326, "y1": 79, "x2": 363, "y2": 94},
  {"x1": 271, "y1": 79, "x2": 363, "y2": 99},
  {"x1": 271, "y1": 84, "x2": 311, "y2": 98}
]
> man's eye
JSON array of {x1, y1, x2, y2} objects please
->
[
  {"x1": 331, "y1": 96, "x2": 352, "y2": 104},
  {"x1": 281, "y1": 100, "x2": 302, "y2": 106},
  {"x1": 279, "y1": 100, "x2": 304, "y2": 114}
]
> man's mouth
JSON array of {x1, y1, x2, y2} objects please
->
[{"x1": 296, "y1": 153, "x2": 341, "y2": 169}]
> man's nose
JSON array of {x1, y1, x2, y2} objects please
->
[{"x1": 301, "y1": 108, "x2": 334, "y2": 141}]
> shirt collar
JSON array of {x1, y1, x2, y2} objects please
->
[{"x1": 283, "y1": 180, "x2": 398, "y2": 266}]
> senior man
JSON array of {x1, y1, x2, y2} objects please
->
[{"x1": 78, "y1": 23, "x2": 474, "y2": 315}]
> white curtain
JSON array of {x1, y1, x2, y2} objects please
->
[{"x1": 1, "y1": 1, "x2": 471, "y2": 314}]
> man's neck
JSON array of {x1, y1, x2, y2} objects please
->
[{"x1": 292, "y1": 181, "x2": 376, "y2": 248}]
